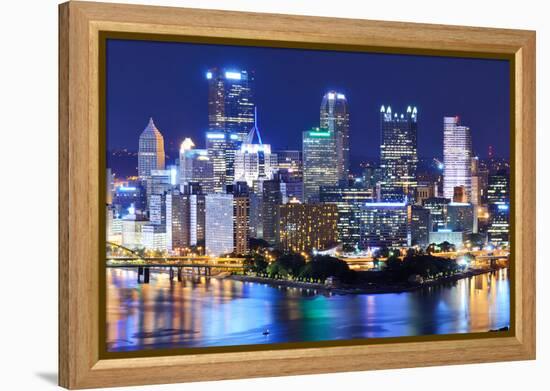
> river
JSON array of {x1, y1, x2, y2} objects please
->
[{"x1": 106, "y1": 268, "x2": 510, "y2": 352}]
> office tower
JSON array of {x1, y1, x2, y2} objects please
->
[
  {"x1": 233, "y1": 195, "x2": 250, "y2": 254},
  {"x1": 205, "y1": 194, "x2": 234, "y2": 256},
  {"x1": 443, "y1": 116, "x2": 472, "y2": 201},
  {"x1": 410, "y1": 205, "x2": 431, "y2": 248},
  {"x1": 379, "y1": 105, "x2": 418, "y2": 201},
  {"x1": 262, "y1": 179, "x2": 284, "y2": 245},
  {"x1": 319, "y1": 185, "x2": 375, "y2": 250},
  {"x1": 446, "y1": 202, "x2": 475, "y2": 235},
  {"x1": 362, "y1": 164, "x2": 384, "y2": 191},
  {"x1": 113, "y1": 182, "x2": 147, "y2": 217},
  {"x1": 302, "y1": 127, "x2": 338, "y2": 203},
  {"x1": 146, "y1": 169, "x2": 173, "y2": 206},
  {"x1": 359, "y1": 201, "x2": 409, "y2": 248},
  {"x1": 320, "y1": 91, "x2": 350, "y2": 181},
  {"x1": 416, "y1": 183, "x2": 436, "y2": 205},
  {"x1": 234, "y1": 145, "x2": 274, "y2": 187},
  {"x1": 141, "y1": 224, "x2": 167, "y2": 252},
  {"x1": 149, "y1": 193, "x2": 167, "y2": 227},
  {"x1": 422, "y1": 197, "x2": 450, "y2": 231},
  {"x1": 275, "y1": 150, "x2": 302, "y2": 181},
  {"x1": 179, "y1": 138, "x2": 214, "y2": 194},
  {"x1": 206, "y1": 131, "x2": 239, "y2": 192},
  {"x1": 165, "y1": 189, "x2": 191, "y2": 253},
  {"x1": 249, "y1": 192, "x2": 263, "y2": 239},
  {"x1": 487, "y1": 170, "x2": 510, "y2": 247},
  {"x1": 206, "y1": 68, "x2": 255, "y2": 142},
  {"x1": 121, "y1": 216, "x2": 148, "y2": 250},
  {"x1": 138, "y1": 117, "x2": 165, "y2": 181},
  {"x1": 278, "y1": 201, "x2": 338, "y2": 253},
  {"x1": 281, "y1": 181, "x2": 303, "y2": 204},
  {"x1": 470, "y1": 156, "x2": 482, "y2": 205}
]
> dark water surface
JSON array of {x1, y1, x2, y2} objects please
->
[{"x1": 107, "y1": 268, "x2": 510, "y2": 352}]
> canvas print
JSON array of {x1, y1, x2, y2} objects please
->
[{"x1": 105, "y1": 38, "x2": 511, "y2": 353}]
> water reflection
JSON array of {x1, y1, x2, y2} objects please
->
[{"x1": 106, "y1": 268, "x2": 510, "y2": 352}]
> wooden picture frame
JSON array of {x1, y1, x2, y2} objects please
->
[{"x1": 59, "y1": 1, "x2": 536, "y2": 388}]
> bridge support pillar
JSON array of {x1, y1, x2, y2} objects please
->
[
  {"x1": 177, "y1": 267, "x2": 182, "y2": 282},
  {"x1": 137, "y1": 266, "x2": 144, "y2": 283},
  {"x1": 169, "y1": 267, "x2": 174, "y2": 281},
  {"x1": 144, "y1": 267, "x2": 150, "y2": 283}
]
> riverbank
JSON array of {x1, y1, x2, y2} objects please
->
[{"x1": 228, "y1": 266, "x2": 505, "y2": 295}]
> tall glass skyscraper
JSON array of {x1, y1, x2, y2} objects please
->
[
  {"x1": 379, "y1": 105, "x2": 418, "y2": 201},
  {"x1": 302, "y1": 127, "x2": 338, "y2": 203},
  {"x1": 205, "y1": 193, "x2": 234, "y2": 256},
  {"x1": 206, "y1": 68, "x2": 255, "y2": 142},
  {"x1": 179, "y1": 138, "x2": 214, "y2": 194},
  {"x1": 487, "y1": 170, "x2": 510, "y2": 247},
  {"x1": 320, "y1": 91, "x2": 349, "y2": 182},
  {"x1": 443, "y1": 116, "x2": 472, "y2": 201},
  {"x1": 138, "y1": 117, "x2": 165, "y2": 181},
  {"x1": 205, "y1": 131, "x2": 239, "y2": 193}
]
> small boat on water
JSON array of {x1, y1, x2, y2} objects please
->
[{"x1": 262, "y1": 329, "x2": 270, "y2": 336}]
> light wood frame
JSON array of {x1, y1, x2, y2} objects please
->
[{"x1": 59, "y1": 1, "x2": 536, "y2": 389}]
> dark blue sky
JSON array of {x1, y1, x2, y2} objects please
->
[{"x1": 106, "y1": 38, "x2": 510, "y2": 164}]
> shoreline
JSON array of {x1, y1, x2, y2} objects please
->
[{"x1": 227, "y1": 266, "x2": 505, "y2": 295}]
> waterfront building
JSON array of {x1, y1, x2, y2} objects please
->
[
  {"x1": 141, "y1": 224, "x2": 167, "y2": 251},
  {"x1": 320, "y1": 91, "x2": 350, "y2": 182},
  {"x1": 379, "y1": 105, "x2": 418, "y2": 201},
  {"x1": 278, "y1": 201, "x2": 338, "y2": 253},
  {"x1": 249, "y1": 192, "x2": 263, "y2": 239},
  {"x1": 120, "y1": 215, "x2": 148, "y2": 250},
  {"x1": 206, "y1": 67, "x2": 255, "y2": 142},
  {"x1": 302, "y1": 127, "x2": 338, "y2": 203},
  {"x1": 487, "y1": 170, "x2": 510, "y2": 247},
  {"x1": 422, "y1": 197, "x2": 450, "y2": 231},
  {"x1": 165, "y1": 189, "x2": 190, "y2": 253},
  {"x1": 443, "y1": 116, "x2": 472, "y2": 201},
  {"x1": 138, "y1": 117, "x2": 165, "y2": 181},
  {"x1": 359, "y1": 201, "x2": 409, "y2": 248},
  {"x1": 275, "y1": 150, "x2": 302, "y2": 181},
  {"x1": 206, "y1": 131, "x2": 240, "y2": 192},
  {"x1": 179, "y1": 138, "x2": 215, "y2": 193},
  {"x1": 319, "y1": 185, "x2": 375, "y2": 249},
  {"x1": 205, "y1": 194, "x2": 234, "y2": 256},
  {"x1": 410, "y1": 205, "x2": 431, "y2": 247},
  {"x1": 429, "y1": 230, "x2": 464, "y2": 248}
]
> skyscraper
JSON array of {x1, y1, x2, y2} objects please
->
[
  {"x1": 205, "y1": 194, "x2": 234, "y2": 256},
  {"x1": 379, "y1": 105, "x2": 418, "y2": 201},
  {"x1": 487, "y1": 170, "x2": 510, "y2": 247},
  {"x1": 206, "y1": 68, "x2": 255, "y2": 142},
  {"x1": 302, "y1": 127, "x2": 338, "y2": 203},
  {"x1": 320, "y1": 91, "x2": 349, "y2": 181},
  {"x1": 179, "y1": 138, "x2": 214, "y2": 194},
  {"x1": 138, "y1": 117, "x2": 165, "y2": 180},
  {"x1": 443, "y1": 116, "x2": 472, "y2": 201},
  {"x1": 206, "y1": 131, "x2": 239, "y2": 192},
  {"x1": 359, "y1": 201, "x2": 409, "y2": 248}
]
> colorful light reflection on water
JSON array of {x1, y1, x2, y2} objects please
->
[{"x1": 107, "y1": 268, "x2": 510, "y2": 352}]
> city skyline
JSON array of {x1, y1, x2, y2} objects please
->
[{"x1": 106, "y1": 39, "x2": 511, "y2": 162}]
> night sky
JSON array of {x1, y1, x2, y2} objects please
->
[{"x1": 106, "y1": 38, "x2": 510, "y2": 168}]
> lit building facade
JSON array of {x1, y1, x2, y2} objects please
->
[
  {"x1": 319, "y1": 185, "x2": 374, "y2": 249},
  {"x1": 138, "y1": 117, "x2": 165, "y2": 180},
  {"x1": 443, "y1": 116, "x2": 472, "y2": 201},
  {"x1": 278, "y1": 202, "x2": 338, "y2": 253},
  {"x1": 487, "y1": 171, "x2": 510, "y2": 247},
  {"x1": 423, "y1": 197, "x2": 450, "y2": 231},
  {"x1": 446, "y1": 202, "x2": 475, "y2": 235},
  {"x1": 320, "y1": 91, "x2": 350, "y2": 182},
  {"x1": 359, "y1": 201, "x2": 409, "y2": 248},
  {"x1": 410, "y1": 205, "x2": 431, "y2": 247},
  {"x1": 233, "y1": 195, "x2": 250, "y2": 254},
  {"x1": 234, "y1": 143, "x2": 274, "y2": 186},
  {"x1": 302, "y1": 127, "x2": 338, "y2": 203},
  {"x1": 206, "y1": 131, "x2": 240, "y2": 192},
  {"x1": 379, "y1": 105, "x2": 418, "y2": 201},
  {"x1": 262, "y1": 179, "x2": 284, "y2": 245},
  {"x1": 205, "y1": 194, "x2": 234, "y2": 256},
  {"x1": 275, "y1": 150, "x2": 302, "y2": 181},
  {"x1": 179, "y1": 138, "x2": 214, "y2": 194},
  {"x1": 206, "y1": 68, "x2": 255, "y2": 142}
]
